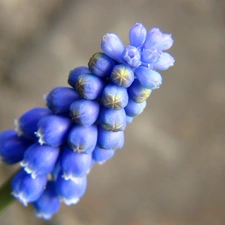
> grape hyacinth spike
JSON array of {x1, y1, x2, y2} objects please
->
[{"x1": 0, "y1": 23, "x2": 174, "y2": 219}]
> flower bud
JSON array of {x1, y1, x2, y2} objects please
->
[
  {"x1": 99, "y1": 107, "x2": 126, "y2": 132},
  {"x1": 129, "y1": 23, "x2": 147, "y2": 48},
  {"x1": 92, "y1": 146, "x2": 115, "y2": 164},
  {"x1": 125, "y1": 99, "x2": 147, "y2": 117},
  {"x1": 143, "y1": 28, "x2": 174, "y2": 51},
  {"x1": 88, "y1": 52, "x2": 115, "y2": 78},
  {"x1": 122, "y1": 46, "x2": 141, "y2": 68},
  {"x1": 98, "y1": 127, "x2": 124, "y2": 150},
  {"x1": 153, "y1": 52, "x2": 175, "y2": 70},
  {"x1": 11, "y1": 170, "x2": 47, "y2": 206},
  {"x1": 16, "y1": 108, "x2": 52, "y2": 141},
  {"x1": 60, "y1": 146, "x2": 92, "y2": 181},
  {"x1": 110, "y1": 64, "x2": 134, "y2": 88},
  {"x1": 70, "y1": 99, "x2": 100, "y2": 126},
  {"x1": 56, "y1": 172, "x2": 87, "y2": 205},
  {"x1": 128, "y1": 79, "x2": 152, "y2": 103},
  {"x1": 102, "y1": 84, "x2": 129, "y2": 110},
  {"x1": 141, "y1": 47, "x2": 161, "y2": 64},
  {"x1": 68, "y1": 66, "x2": 91, "y2": 88},
  {"x1": 135, "y1": 66, "x2": 162, "y2": 90},
  {"x1": 33, "y1": 181, "x2": 60, "y2": 220},
  {"x1": 68, "y1": 125, "x2": 97, "y2": 154},
  {"x1": 0, "y1": 130, "x2": 31, "y2": 164},
  {"x1": 101, "y1": 33, "x2": 125, "y2": 63},
  {"x1": 46, "y1": 87, "x2": 79, "y2": 114},
  {"x1": 21, "y1": 143, "x2": 60, "y2": 179},
  {"x1": 75, "y1": 74, "x2": 105, "y2": 100},
  {"x1": 36, "y1": 115, "x2": 72, "y2": 147},
  {"x1": 143, "y1": 27, "x2": 162, "y2": 49}
]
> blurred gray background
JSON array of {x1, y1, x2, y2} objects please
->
[{"x1": 0, "y1": 0, "x2": 225, "y2": 224}]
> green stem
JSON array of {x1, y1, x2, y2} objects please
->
[{"x1": 0, "y1": 171, "x2": 16, "y2": 214}]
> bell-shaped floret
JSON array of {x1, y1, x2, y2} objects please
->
[
  {"x1": 21, "y1": 143, "x2": 60, "y2": 179},
  {"x1": 60, "y1": 145, "x2": 92, "y2": 181},
  {"x1": 68, "y1": 66, "x2": 91, "y2": 88},
  {"x1": 68, "y1": 125, "x2": 98, "y2": 154},
  {"x1": 143, "y1": 28, "x2": 174, "y2": 51},
  {"x1": 122, "y1": 46, "x2": 141, "y2": 68},
  {"x1": 11, "y1": 170, "x2": 47, "y2": 206},
  {"x1": 99, "y1": 107, "x2": 126, "y2": 132},
  {"x1": 97, "y1": 127, "x2": 124, "y2": 150},
  {"x1": 153, "y1": 52, "x2": 175, "y2": 70},
  {"x1": 128, "y1": 79, "x2": 152, "y2": 103},
  {"x1": 56, "y1": 172, "x2": 87, "y2": 205},
  {"x1": 129, "y1": 23, "x2": 147, "y2": 48},
  {"x1": 92, "y1": 146, "x2": 115, "y2": 164},
  {"x1": 16, "y1": 108, "x2": 52, "y2": 141},
  {"x1": 75, "y1": 74, "x2": 105, "y2": 100},
  {"x1": 102, "y1": 84, "x2": 129, "y2": 110},
  {"x1": 46, "y1": 87, "x2": 79, "y2": 114},
  {"x1": 32, "y1": 181, "x2": 60, "y2": 220},
  {"x1": 70, "y1": 99, "x2": 100, "y2": 126},
  {"x1": 88, "y1": 52, "x2": 115, "y2": 78},
  {"x1": 141, "y1": 47, "x2": 161, "y2": 64},
  {"x1": 101, "y1": 33, "x2": 125, "y2": 63},
  {"x1": 125, "y1": 99, "x2": 147, "y2": 117},
  {"x1": 36, "y1": 115, "x2": 72, "y2": 147},
  {"x1": 135, "y1": 66, "x2": 162, "y2": 90},
  {"x1": 0, "y1": 130, "x2": 31, "y2": 164},
  {"x1": 110, "y1": 64, "x2": 134, "y2": 88}
]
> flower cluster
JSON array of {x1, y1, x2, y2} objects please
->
[{"x1": 0, "y1": 23, "x2": 174, "y2": 219}]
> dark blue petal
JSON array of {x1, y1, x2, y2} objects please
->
[
  {"x1": 70, "y1": 99, "x2": 100, "y2": 126},
  {"x1": 11, "y1": 170, "x2": 47, "y2": 206},
  {"x1": 129, "y1": 23, "x2": 147, "y2": 48},
  {"x1": 36, "y1": 115, "x2": 72, "y2": 147},
  {"x1": 21, "y1": 143, "x2": 60, "y2": 178},
  {"x1": 101, "y1": 33, "x2": 125, "y2": 63},
  {"x1": 68, "y1": 125, "x2": 98, "y2": 154},
  {"x1": 33, "y1": 181, "x2": 60, "y2": 220},
  {"x1": 88, "y1": 52, "x2": 115, "y2": 78}
]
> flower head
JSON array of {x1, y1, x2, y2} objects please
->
[{"x1": 0, "y1": 23, "x2": 174, "y2": 219}]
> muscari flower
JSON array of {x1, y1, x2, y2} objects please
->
[{"x1": 0, "y1": 23, "x2": 174, "y2": 219}]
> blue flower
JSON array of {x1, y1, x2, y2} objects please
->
[
  {"x1": 11, "y1": 170, "x2": 47, "y2": 206},
  {"x1": 32, "y1": 181, "x2": 60, "y2": 220},
  {"x1": 0, "y1": 23, "x2": 174, "y2": 219}
]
